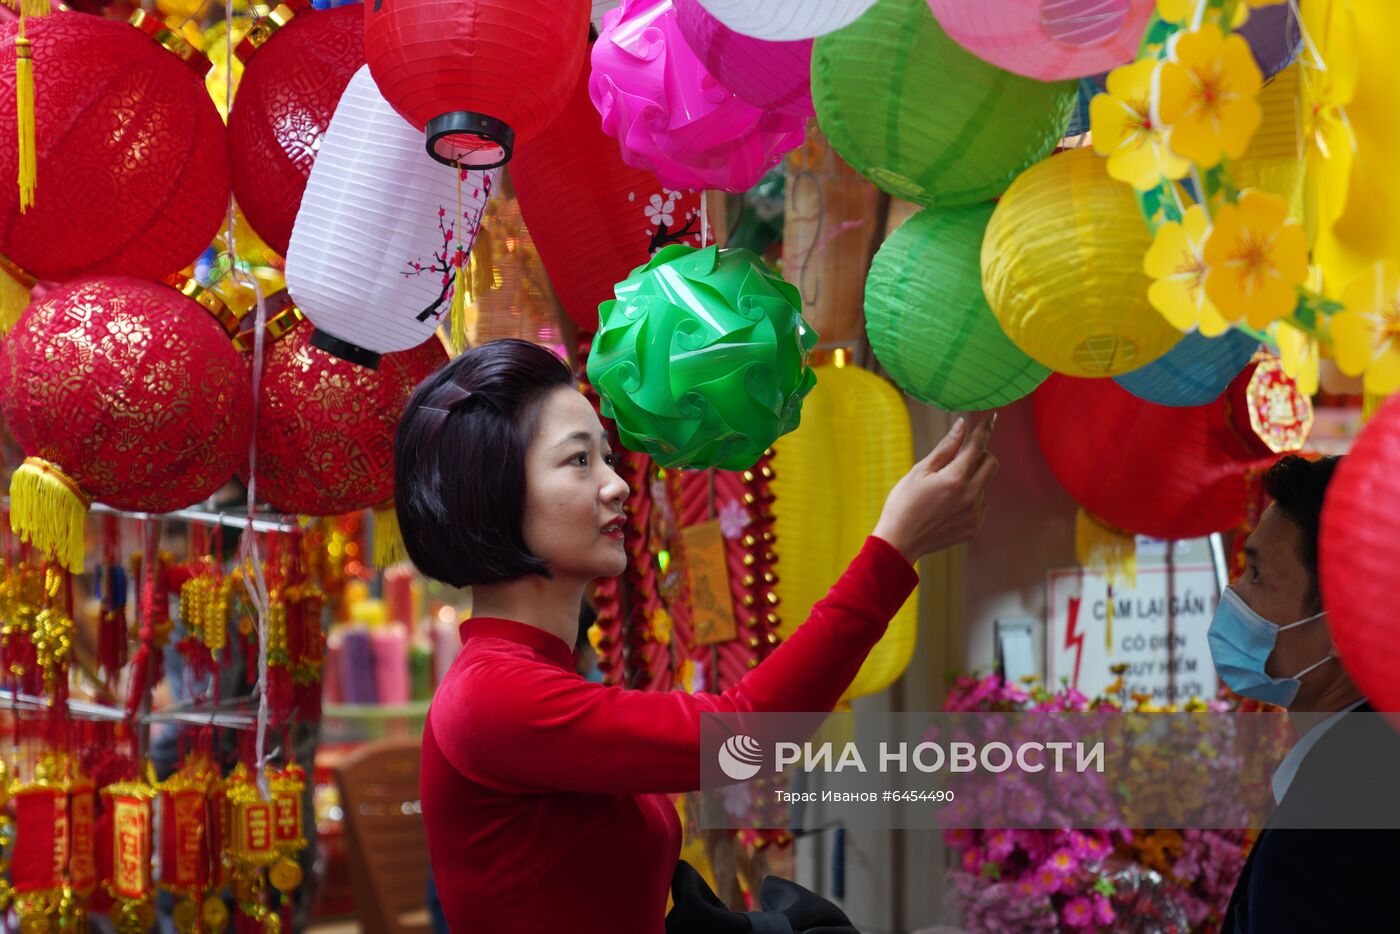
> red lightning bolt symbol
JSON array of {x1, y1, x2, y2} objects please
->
[{"x1": 1064, "y1": 595, "x2": 1085, "y2": 690}]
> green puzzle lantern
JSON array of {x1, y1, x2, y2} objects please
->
[{"x1": 587, "y1": 244, "x2": 818, "y2": 471}]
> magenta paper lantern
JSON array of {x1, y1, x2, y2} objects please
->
[
  {"x1": 590, "y1": 0, "x2": 806, "y2": 192},
  {"x1": 674, "y1": 0, "x2": 814, "y2": 117},
  {"x1": 925, "y1": 0, "x2": 1155, "y2": 81}
]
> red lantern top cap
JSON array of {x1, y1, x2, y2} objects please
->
[
  {"x1": 128, "y1": 9, "x2": 213, "y2": 77},
  {"x1": 426, "y1": 111, "x2": 514, "y2": 169},
  {"x1": 235, "y1": 0, "x2": 315, "y2": 64}
]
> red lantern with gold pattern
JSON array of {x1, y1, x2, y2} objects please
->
[
  {"x1": 1033, "y1": 357, "x2": 1309, "y2": 540},
  {"x1": 1319, "y1": 394, "x2": 1400, "y2": 712},
  {"x1": 364, "y1": 0, "x2": 590, "y2": 167},
  {"x1": 229, "y1": 0, "x2": 364, "y2": 256},
  {"x1": 239, "y1": 301, "x2": 446, "y2": 517},
  {"x1": 0, "y1": 12, "x2": 229, "y2": 328},
  {"x1": 511, "y1": 38, "x2": 705, "y2": 331},
  {"x1": 0, "y1": 276, "x2": 252, "y2": 572}
]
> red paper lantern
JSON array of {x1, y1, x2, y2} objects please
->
[
  {"x1": 0, "y1": 12, "x2": 228, "y2": 295},
  {"x1": 0, "y1": 276, "x2": 252, "y2": 571},
  {"x1": 1032, "y1": 358, "x2": 1309, "y2": 540},
  {"x1": 364, "y1": 0, "x2": 590, "y2": 167},
  {"x1": 511, "y1": 42, "x2": 705, "y2": 331},
  {"x1": 239, "y1": 300, "x2": 446, "y2": 517},
  {"x1": 228, "y1": 0, "x2": 364, "y2": 256},
  {"x1": 1319, "y1": 395, "x2": 1400, "y2": 712}
]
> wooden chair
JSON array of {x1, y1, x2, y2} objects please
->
[{"x1": 333, "y1": 739, "x2": 433, "y2": 934}]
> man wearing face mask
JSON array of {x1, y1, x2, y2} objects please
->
[{"x1": 1210, "y1": 455, "x2": 1400, "y2": 932}]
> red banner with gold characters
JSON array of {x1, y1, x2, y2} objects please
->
[{"x1": 103, "y1": 785, "x2": 154, "y2": 901}]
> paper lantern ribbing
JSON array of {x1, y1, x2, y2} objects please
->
[
  {"x1": 925, "y1": 0, "x2": 1153, "y2": 81},
  {"x1": 1114, "y1": 329, "x2": 1259, "y2": 407},
  {"x1": 242, "y1": 311, "x2": 447, "y2": 517},
  {"x1": 674, "y1": 0, "x2": 814, "y2": 117},
  {"x1": 228, "y1": 1, "x2": 364, "y2": 256},
  {"x1": 0, "y1": 277, "x2": 251, "y2": 572},
  {"x1": 866, "y1": 203, "x2": 1049, "y2": 411},
  {"x1": 1319, "y1": 395, "x2": 1400, "y2": 712},
  {"x1": 364, "y1": 0, "x2": 589, "y2": 167},
  {"x1": 286, "y1": 67, "x2": 495, "y2": 369},
  {"x1": 1033, "y1": 365, "x2": 1291, "y2": 540},
  {"x1": 590, "y1": 0, "x2": 806, "y2": 192},
  {"x1": 695, "y1": 0, "x2": 875, "y2": 40},
  {"x1": 811, "y1": 0, "x2": 1076, "y2": 208},
  {"x1": 511, "y1": 42, "x2": 705, "y2": 332},
  {"x1": 982, "y1": 148, "x2": 1182, "y2": 377},
  {"x1": 771, "y1": 364, "x2": 917, "y2": 701},
  {"x1": 587, "y1": 244, "x2": 817, "y2": 470},
  {"x1": 0, "y1": 13, "x2": 228, "y2": 319}
]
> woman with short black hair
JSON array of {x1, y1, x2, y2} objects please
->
[{"x1": 396, "y1": 339, "x2": 998, "y2": 933}]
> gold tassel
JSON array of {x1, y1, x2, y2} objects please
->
[
  {"x1": 1076, "y1": 509, "x2": 1137, "y2": 651},
  {"x1": 10, "y1": 458, "x2": 90, "y2": 574},
  {"x1": 447, "y1": 255, "x2": 473, "y2": 358},
  {"x1": 15, "y1": 0, "x2": 49, "y2": 213},
  {"x1": 372, "y1": 502, "x2": 406, "y2": 569},
  {"x1": 0, "y1": 263, "x2": 34, "y2": 335}
]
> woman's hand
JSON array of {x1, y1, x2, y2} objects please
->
[{"x1": 872, "y1": 415, "x2": 998, "y2": 564}]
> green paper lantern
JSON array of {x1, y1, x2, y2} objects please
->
[
  {"x1": 866, "y1": 203, "x2": 1049, "y2": 410},
  {"x1": 811, "y1": 0, "x2": 1077, "y2": 208},
  {"x1": 587, "y1": 244, "x2": 818, "y2": 471}
]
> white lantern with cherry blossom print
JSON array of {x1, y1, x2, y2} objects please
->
[{"x1": 286, "y1": 65, "x2": 496, "y2": 368}]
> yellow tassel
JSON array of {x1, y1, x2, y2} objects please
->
[
  {"x1": 0, "y1": 263, "x2": 33, "y2": 335},
  {"x1": 372, "y1": 502, "x2": 406, "y2": 569},
  {"x1": 1076, "y1": 508, "x2": 1137, "y2": 651},
  {"x1": 10, "y1": 458, "x2": 90, "y2": 574},
  {"x1": 447, "y1": 256, "x2": 473, "y2": 358},
  {"x1": 16, "y1": 35, "x2": 36, "y2": 213}
]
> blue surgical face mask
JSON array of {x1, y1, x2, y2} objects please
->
[{"x1": 1207, "y1": 588, "x2": 1333, "y2": 708}]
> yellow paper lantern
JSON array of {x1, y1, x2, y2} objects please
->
[
  {"x1": 1232, "y1": 63, "x2": 1304, "y2": 224},
  {"x1": 981, "y1": 148, "x2": 1181, "y2": 377},
  {"x1": 771, "y1": 363, "x2": 917, "y2": 702}
]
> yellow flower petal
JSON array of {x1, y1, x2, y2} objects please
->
[
  {"x1": 1202, "y1": 191, "x2": 1307, "y2": 327},
  {"x1": 1275, "y1": 322, "x2": 1319, "y2": 396},
  {"x1": 1092, "y1": 60, "x2": 1190, "y2": 191},
  {"x1": 1158, "y1": 26, "x2": 1264, "y2": 167},
  {"x1": 1364, "y1": 350, "x2": 1400, "y2": 396},
  {"x1": 1143, "y1": 205, "x2": 1222, "y2": 332},
  {"x1": 1330, "y1": 310, "x2": 1375, "y2": 376},
  {"x1": 1157, "y1": 0, "x2": 1190, "y2": 23}
]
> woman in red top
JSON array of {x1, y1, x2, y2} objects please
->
[{"x1": 393, "y1": 340, "x2": 997, "y2": 933}]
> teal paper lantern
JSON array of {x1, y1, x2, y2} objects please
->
[
  {"x1": 1114, "y1": 329, "x2": 1260, "y2": 407},
  {"x1": 587, "y1": 244, "x2": 818, "y2": 470},
  {"x1": 866, "y1": 203, "x2": 1049, "y2": 410},
  {"x1": 811, "y1": 0, "x2": 1077, "y2": 208}
]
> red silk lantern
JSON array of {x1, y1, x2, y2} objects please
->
[
  {"x1": 0, "y1": 276, "x2": 252, "y2": 572},
  {"x1": 228, "y1": 0, "x2": 364, "y2": 256},
  {"x1": 364, "y1": 0, "x2": 590, "y2": 167},
  {"x1": 511, "y1": 42, "x2": 705, "y2": 331},
  {"x1": 1319, "y1": 394, "x2": 1400, "y2": 712},
  {"x1": 0, "y1": 12, "x2": 228, "y2": 325},
  {"x1": 1032, "y1": 358, "x2": 1309, "y2": 540},
  {"x1": 239, "y1": 301, "x2": 445, "y2": 518}
]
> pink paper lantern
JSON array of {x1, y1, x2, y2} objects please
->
[
  {"x1": 674, "y1": 0, "x2": 814, "y2": 117},
  {"x1": 925, "y1": 0, "x2": 1155, "y2": 81},
  {"x1": 590, "y1": 0, "x2": 806, "y2": 191}
]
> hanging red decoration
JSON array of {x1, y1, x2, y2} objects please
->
[
  {"x1": 1319, "y1": 394, "x2": 1400, "y2": 713},
  {"x1": 510, "y1": 38, "x2": 705, "y2": 331},
  {"x1": 0, "y1": 276, "x2": 251, "y2": 572},
  {"x1": 228, "y1": 0, "x2": 364, "y2": 256},
  {"x1": 1032, "y1": 357, "x2": 1308, "y2": 540},
  {"x1": 240, "y1": 301, "x2": 445, "y2": 520},
  {"x1": 0, "y1": 12, "x2": 229, "y2": 327},
  {"x1": 364, "y1": 0, "x2": 590, "y2": 167}
]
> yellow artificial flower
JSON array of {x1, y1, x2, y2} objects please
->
[
  {"x1": 1157, "y1": 24, "x2": 1263, "y2": 168},
  {"x1": 1158, "y1": 0, "x2": 1284, "y2": 24},
  {"x1": 1203, "y1": 189, "x2": 1308, "y2": 328},
  {"x1": 1143, "y1": 203, "x2": 1232, "y2": 335},
  {"x1": 1275, "y1": 321, "x2": 1319, "y2": 396},
  {"x1": 1300, "y1": 0, "x2": 1358, "y2": 238},
  {"x1": 1331, "y1": 261, "x2": 1400, "y2": 396},
  {"x1": 1091, "y1": 59, "x2": 1192, "y2": 190}
]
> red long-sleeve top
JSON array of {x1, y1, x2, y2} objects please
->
[{"x1": 421, "y1": 536, "x2": 918, "y2": 933}]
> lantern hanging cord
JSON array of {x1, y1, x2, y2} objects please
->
[{"x1": 700, "y1": 192, "x2": 708, "y2": 248}]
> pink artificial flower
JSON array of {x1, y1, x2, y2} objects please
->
[
  {"x1": 1061, "y1": 896, "x2": 1096, "y2": 929},
  {"x1": 961, "y1": 847, "x2": 986, "y2": 873},
  {"x1": 986, "y1": 830, "x2": 1016, "y2": 861},
  {"x1": 944, "y1": 828, "x2": 975, "y2": 848},
  {"x1": 1046, "y1": 848, "x2": 1079, "y2": 877},
  {"x1": 1035, "y1": 866, "x2": 1062, "y2": 894},
  {"x1": 1093, "y1": 893, "x2": 1116, "y2": 926}
]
